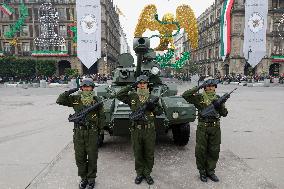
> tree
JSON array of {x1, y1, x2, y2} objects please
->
[{"x1": 36, "y1": 60, "x2": 56, "y2": 77}]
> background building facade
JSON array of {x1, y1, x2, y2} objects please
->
[
  {"x1": 192, "y1": 0, "x2": 284, "y2": 77},
  {"x1": 0, "y1": 0, "x2": 126, "y2": 76}
]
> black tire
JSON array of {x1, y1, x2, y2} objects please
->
[
  {"x1": 172, "y1": 123, "x2": 190, "y2": 146},
  {"x1": 97, "y1": 134, "x2": 104, "y2": 148}
]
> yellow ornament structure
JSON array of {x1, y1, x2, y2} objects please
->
[{"x1": 134, "y1": 4, "x2": 198, "y2": 51}]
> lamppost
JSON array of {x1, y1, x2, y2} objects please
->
[
  {"x1": 104, "y1": 43, "x2": 108, "y2": 75},
  {"x1": 246, "y1": 48, "x2": 253, "y2": 83}
]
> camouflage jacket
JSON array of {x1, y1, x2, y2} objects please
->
[
  {"x1": 56, "y1": 92, "x2": 105, "y2": 129},
  {"x1": 116, "y1": 85, "x2": 163, "y2": 123},
  {"x1": 182, "y1": 86, "x2": 228, "y2": 122}
]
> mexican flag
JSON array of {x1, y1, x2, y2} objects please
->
[
  {"x1": 0, "y1": 3, "x2": 15, "y2": 16},
  {"x1": 220, "y1": 0, "x2": 234, "y2": 61}
]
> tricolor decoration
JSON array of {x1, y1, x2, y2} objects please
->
[
  {"x1": 68, "y1": 22, "x2": 77, "y2": 43},
  {"x1": 156, "y1": 49, "x2": 190, "y2": 69},
  {"x1": 31, "y1": 50, "x2": 68, "y2": 57},
  {"x1": 220, "y1": 0, "x2": 234, "y2": 61},
  {"x1": 0, "y1": 3, "x2": 15, "y2": 16},
  {"x1": 272, "y1": 55, "x2": 284, "y2": 63},
  {"x1": 4, "y1": 2, "x2": 28, "y2": 38}
]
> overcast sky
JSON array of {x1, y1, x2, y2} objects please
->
[{"x1": 112, "y1": 0, "x2": 215, "y2": 50}]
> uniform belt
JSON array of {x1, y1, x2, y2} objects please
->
[
  {"x1": 199, "y1": 121, "x2": 220, "y2": 127},
  {"x1": 135, "y1": 124, "x2": 152, "y2": 129},
  {"x1": 74, "y1": 125, "x2": 96, "y2": 130}
]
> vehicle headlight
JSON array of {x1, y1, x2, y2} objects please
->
[{"x1": 172, "y1": 112, "x2": 179, "y2": 119}]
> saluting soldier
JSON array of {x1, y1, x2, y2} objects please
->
[
  {"x1": 182, "y1": 77, "x2": 228, "y2": 182},
  {"x1": 56, "y1": 78, "x2": 105, "y2": 189},
  {"x1": 116, "y1": 75, "x2": 163, "y2": 185}
]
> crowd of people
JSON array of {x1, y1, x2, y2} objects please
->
[
  {"x1": 173, "y1": 73, "x2": 284, "y2": 84},
  {"x1": 0, "y1": 73, "x2": 113, "y2": 84}
]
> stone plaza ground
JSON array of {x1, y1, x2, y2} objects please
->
[{"x1": 0, "y1": 83, "x2": 283, "y2": 189}]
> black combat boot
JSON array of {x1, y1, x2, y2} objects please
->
[
  {"x1": 207, "y1": 173, "x2": 219, "y2": 182},
  {"x1": 145, "y1": 176, "x2": 154, "y2": 185},
  {"x1": 79, "y1": 179, "x2": 88, "y2": 189},
  {"x1": 200, "y1": 173, "x2": 207, "y2": 182},
  {"x1": 134, "y1": 175, "x2": 144, "y2": 184},
  {"x1": 85, "y1": 181, "x2": 95, "y2": 189}
]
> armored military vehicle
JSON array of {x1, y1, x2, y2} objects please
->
[{"x1": 96, "y1": 37, "x2": 196, "y2": 146}]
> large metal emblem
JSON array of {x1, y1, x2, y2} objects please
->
[{"x1": 80, "y1": 14, "x2": 98, "y2": 34}]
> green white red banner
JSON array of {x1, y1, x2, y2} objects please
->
[
  {"x1": 0, "y1": 3, "x2": 15, "y2": 16},
  {"x1": 220, "y1": 0, "x2": 234, "y2": 61}
]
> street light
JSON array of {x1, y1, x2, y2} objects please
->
[
  {"x1": 104, "y1": 43, "x2": 108, "y2": 75},
  {"x1": 247, "y1": 48, "x2": 252, "y2": 60}
]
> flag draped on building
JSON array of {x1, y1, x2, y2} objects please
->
[
  {"x1": 0, "y1": 3, "x2": 15, "y2": 16},
  {"x1": 76, "y1": 0, "x2": 101, "y2": 69},
  {"x1": 220, "y1": 0, "x2": 234, "y2": 61},
  {"x1": 243, "y1": 0, "x2": 268, "y2": 67}
]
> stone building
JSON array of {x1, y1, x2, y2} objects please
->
[
  {"x1": 0, "y1": 0, "x2": 123, "y2": 76},
  {"x1": 192, "y1": 0, "x2": 284, "y2": 77}
]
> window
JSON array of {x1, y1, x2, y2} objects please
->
[
  {"x1": 57, "y1": 8, "x2": 66, "y2": 20},
  {"x1": 272, "y1": 0, "x2": 284, "y2": 8},
  {"x1": 4, "y1": 42, "x2": 11, "y2": 52},
  {"x1": 59, "y1": 25, "x2": 66, "y2": 37},
  {"x1": 280, "y1": 0, "x2": 284, "y2": 8},
  {"x1": 273, "y1": 39, "x2": 284, "y2": 55},
  {"x1": 272, "y1": 0, "x2": 278, "y2": 8},
  {"x1": 21, "y1": 25, "x2": 29, "y2": 36},
  {"x1": 34, "y1": 8, "x2": 38, "y2": 20},
  {"x1": 273, "y1": 20, "x2": 280, "y2": 31},
  {"x1": 215, "y1": 46, "x2": 219, "y2": 58},
  {"x1": 22, "y1": 42, "x2": 30, "y2": 52},
  {"x1": 3, "y1": 25, "x2": 9, "y2": 34}
]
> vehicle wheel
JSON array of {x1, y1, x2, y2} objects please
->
[
  {"x1": 97, "y1": 134, "x2": 104, "y2": 147},
  {"x1": 172, "y1": 123, "x2": 190, "y2": 146}
]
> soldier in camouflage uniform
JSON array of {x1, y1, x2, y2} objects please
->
[
  {"x1": 56, "y1": 78, "x2": 105, "y2": 189},
  {"x1": 182, "y1": 78, "x2": 228, "y2": 182},
  {"x1": 116, "y1": 75, "x2": 163, "y2": 185}
]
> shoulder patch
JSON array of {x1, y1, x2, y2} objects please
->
[{"x1": 131, "y1": 99, "x2": 136, "y2": 105}]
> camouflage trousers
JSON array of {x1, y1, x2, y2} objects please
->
[
  {"x1": 195, "y1": 121, "x2": 221, "y2": 175},
  {"x1": 73, "y1": 127, "x2": 98, "y2": 181},
  {"x1": 130, "y1": 123, "x2": 156, "y2": 177}
]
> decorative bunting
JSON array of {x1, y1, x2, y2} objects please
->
[
  {"x1": 156, "y1": 49, "x2": 190, "y2": 69},
  {"x1": 4, "y1": 2, "x2": 28, "y2": 38},
  {"x1": 220, "y1": 0, "x2": 234, "y2": 61},
  {"x1": 0, "y1": 3, "x2": 15, "y2": 16},
  {"x1": 31, "y1": 50, "x2": 68, "y2": 57}
]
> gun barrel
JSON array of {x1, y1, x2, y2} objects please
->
[{"x1": 228, "y1": 88, "x2": 237, "y2": 95}]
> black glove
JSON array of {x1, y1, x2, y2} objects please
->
[
  {"x1": 131, "y1": 81, "x2": 139, "y2": 88},
  {"x1": 146, "y1": 102, "x2": 156, "y2": 111},
  {"x1": 198, "y1": 81, "x2": 207, "y2": 90},
  {"x1": 212, "y1": 100, "x2": 220, "y2": 109},
  {"x1": 65, "y1": 88, "x2": 79, "y2": 95}
]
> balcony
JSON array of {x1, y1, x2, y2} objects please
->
[
  {"x1": 22, "y1": 51, "x2": 32, "y2": 56},
  {"x1": 3, "y1": 51, "x2": 14, "y2": 56},
  {"x1": 269, "y1": 7, "x2": 284, "y2": 13}
]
